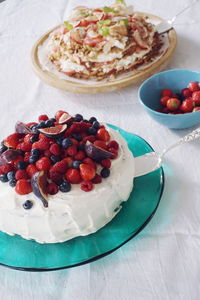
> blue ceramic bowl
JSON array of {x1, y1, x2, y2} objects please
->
[{"x1": 138, "y1": 69, "x2": 200, "y2": 129}]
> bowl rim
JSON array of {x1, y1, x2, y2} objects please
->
[{"x1": 138, "y1": 68, "x2": 200, "y2": 118}]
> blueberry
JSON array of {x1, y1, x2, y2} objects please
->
[
  {"x1": 23, "y1": 200, "x2": 33, "y2": 210},
  {"x1": 72, "y1": 133, "x2": 82, "y2": 142},
  {"x1": 29, "y1": 155, "x2": 39, "y2": 164},
  {"x1": 59, "y1": 181, "x2": 71, "y2": 192},
  {"x1": 17, "y1": 161, "x2": 27, "y2": 170},
  {"x1": 31, "y1": 148, "x2": 40, "y2": 157},
  {"x1": 45, "y1": 119, "x2": 54, "y2": 127},
  {"x1": 78, "y1": 144, "x2": 85, "y2": 151},
  {"x1": 101, "y1": 168, "x2": 110, "y2": 178},
  {"x1": 92, "y1": 121, "x2": 100, "y2": 129},
  {"x1": 0, "y1": 145, "x2": 7, "y2": 154},
  {"x1": 56, "y1": 138, "x2": 63, "y2": 146},
  {"x1": 31, "y1": 125, "x2": 39, "y2": 134},
  {"x1": 72, "y1": 160, "x2": 82, "y2": 170},
  {"x1": 50, "y1": 155, "x2": 60, "y2": 164},
  {"x1": 74, "y1": 114, "x2": 83, "y2": 122},
  {"x1": 89, "y1": 117, "x2": 97, "y2": 124},
  {"x1": 7, "y1": 171, "x2": 16, "y2": 181},
  {"x1": 30, "y1": 135, "x2": 39, "y2": 144},
  {"x1": 88, "y1": 127, "x2": 97, "y2": 135},
  {"x1": 62, "y1": 138, "x2": 73, "y2": 149},
  {"x1": 9, "y1": 179, "x2": 17, "y2": 187},
  {"x1": 0, "y1": 174, "x2": 8, "y2": 183},
  {"x1": 83, "y1": 119, "x2": 89, "y2": 123},
  {"x1": 37, "y1": 121, "x2": 46, "y2": 129}
]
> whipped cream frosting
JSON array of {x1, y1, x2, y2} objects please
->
[{"x1": 0, "y1": 127, "x2": 135, "y2": 243}]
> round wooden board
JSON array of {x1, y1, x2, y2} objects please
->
[{"x1": 31, "y1": 12, "x2": 177, "y2": 94}]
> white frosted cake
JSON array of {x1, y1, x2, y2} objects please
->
[{"x1": 0, "y1": 111, "x2": 135, "y2": 243}]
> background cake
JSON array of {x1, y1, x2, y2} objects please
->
[{"x1": 0, "y1": 111, "x2": 135, "y2": 243}]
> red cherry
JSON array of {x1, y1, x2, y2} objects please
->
[
  {"x1": 192, "y1": 91, "x2": 200, "y2": 105},
  {"x1": 161, "y1": 89, "x2": 173, "y2": 97},
  {"x1": 160, "y1": 96, "x2": 170, "y2": 107},
  {"x1": 166, "y1": 98, "x2": 181, "y2": 111},
  {"x1": 180, "y1": 98, "x2": 195, "y2": 113},
  {"x1": 188, "y1": 81, "x2": 200, "y2": 92},
  {"x1": 181, "y1": 88, "x2": 192, "y2": 98}
]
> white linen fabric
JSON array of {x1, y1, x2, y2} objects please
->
[{"x1": 0, "y1": 0, "x2": 200, "y2": 299}]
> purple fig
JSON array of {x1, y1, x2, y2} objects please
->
[
  {"x1": 0, "y1": 149, "x2": 22, "y2": 166},
  {"x1": 58, "y1": 112, "x2": 73, "y2": 125},
  {"x1": 31, "y1": 171, "x2": 48, "y2": 207},
  {"x1": 38, "y1": 124, "x2": 67, "y2": 138},
  {"x1": 84, "y1": 142, "x2": 114, "y2": 161},
  {"x1": 15, "y1": 122, "x2": 31, "y2": 134}
]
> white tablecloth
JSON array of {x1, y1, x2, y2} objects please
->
[{"x1": 1, "y1": 0, "x2": 200, "y2": 299}]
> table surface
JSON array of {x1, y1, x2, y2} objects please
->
[{"x1": 0, "y1": 0, "x2": 200, "y2": 299}]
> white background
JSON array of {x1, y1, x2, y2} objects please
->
[{"x1": 0, "y1": 0, "x2": 200, "y2": 299}]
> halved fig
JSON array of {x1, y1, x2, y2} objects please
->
[
  {"x1": 31, "y1": 171, "x2": 48, "y2": 208},
  {"x1": 38, "y1": 124, "x2": 67, "y2": 138},
  {"x1": 85, "y1": 142, "x2": 114, "y2": 161},
  {"x1": 15, "y1": 122, "x2": 31, "y2": 134},
  {"x1": 0, "y1": 149, "x2": 22, "y2": 166},
  {"x1": 58, "y1": 112, "x2": 73, "y2": 125}
]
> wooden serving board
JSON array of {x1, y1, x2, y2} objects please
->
[{"x1": 31, "y1": 12, "x2": 177, "y2": 94}]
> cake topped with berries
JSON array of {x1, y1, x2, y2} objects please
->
[{"x1": 0, "y1": 111, "x2": 135, "y2": 243}]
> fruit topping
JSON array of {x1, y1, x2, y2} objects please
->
[
  {"x1": 38, "y1": 124, "x2": 67, "y2": 138},
  {"x1": 65, "y1": 169, "x2": 82, "y2": 184},
  {"x1": 15, "y1": 170, "x2": 29, "y2": 180},
  {"x1": 47, "y1": 183, "x2": 59, "y2": 195},
  {"x1": 81, "y1": 181, "x2": 93, "y2": 192},
  {"x1": 101, "y1": 167, "x2": 110, "y2": 178},
  {"x1": 58, "y1": 112, "x2": 73, "y2": 125},
  {"x1": 38, "y1": 115, "x2": 49, "y2": 122},
  {"x1": 96, "y1": 128, "x2": 110, "y2": 142},
  {"x1": 0, "y1": 149, "x2": 21, "y2": 166},
  {"x1": 92, "y1": 174, "x2": 102, "y2": 184},
  {"x1": 0, "y1": 174, "x2": 9, "y2": 182},
  {"x1": 51, "y1": 160, "x2": 68, "y2": 174},
  {"x1": 188, "y1": 81, "x2": 200, "y2": 92},
  {"x1": 15, "y1": 179, "x2": 32, "y2": 195},
  {"x1": 15, "y1": 122, "x2": 32, "y2": 134},
  {"x1": 4, "y1": 133, "x2": 21, "y2": 148},
  {"x1": 59, "y1": 181, "x2": 71, "y2": 192},
  {"x1": 23, "y1": 200, "x2": 33, "y2": 210},
  {"x1": 31, "y1": 171, "x2": 48, "y2": 207},
  {"x1": 101, "y1": 158, "x2": 111, "y2": 168},
  {"x1": 85, "y1": 142, "x2": 114, "y2": 161},
  {"x1": 166, "y1": 98, "x2": 181, "y2": 111},
  {"x1": 36, "y1": 157, "x2": 51, "y2": 171},
  {"x1": 79, "y1": 163, "x2": 96, "y2": 181},
  {"x1": 180, "y1": 98, "x2": 195, "y2": 113},
  {"x1": 161, "y1": 89, "x2": 173, "y2": 97},
  {"x1": 192, "y1": 91, "x2": 200, "y2": 105}
]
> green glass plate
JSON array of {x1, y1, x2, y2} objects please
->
[{"x1": 0, "y1": 126, "x2": 164, "y2": 271}]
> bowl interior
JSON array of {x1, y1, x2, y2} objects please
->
[{"x1": 139, "y1": 69, "x2": 200, "y2": 111}]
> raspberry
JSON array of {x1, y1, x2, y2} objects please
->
[
  {"x1": 15, "y1": 179, "x2": 32, "y2": 195},
  {"x1": 93, "y1": 140, "x2": 107, "y2": 150},
  {"x1": 38, "y1": 114, "x2": 49, "y2": 122},
  {"x1": 24, "y1": 152, "x2": 31, "y2": 163},
  {"x1": 36, "y1": 157, "x2": 51, "y2": 171},
  {"x1": 80, "y1": 164, "x2": 96, "y2": 181},
  {"x1": 32, "y1": 139, "x2": 50, "y2": 151},
  {"x1": 0, "y1": 163, "x2": 13, "y2": 174},
  {"x1": 81, "y1": 181, "x2": 93, "y2": 192},
  {"x1": 20, "y1": 142, "x2": 32, "y2": 152},
  {"x1": 63, "y1": 157, "x2": 73, "y2": 168},
  {"x1": 66, "y1": 145, "x2": 77, "y2": 157},
  {"x1": 82, "y1": 158, "x2": 97, "y2": 170},
  {"x1": 74, "y1": 151, "x2": 86, "y2": 161},
  {"x1": 47, "y1": 183, "x2": 59, "y2": 195},
  {"x1": 101, "y1": 159, "x2": 111, "y2": 168},
  {"x1": 96, "y1": 129, "x2": 110, "y2": 142},
  {"x1": 70, "y1": 138, "x2": 79, "y2": 146},
  {"x1": 49, "y1": 143, "x2": 61, "y2": 156},
  {"x1": 108, "y1": 147, "x2": 118, "y2": 159},
  {"x1": 26, "y1": 164, "x2": 38, "y2": 178},
  {"x1": 44, "y1": 149, "x2": 52, "y2": 157},
  {"x1": 4, "y1": 133, "x2": 20, "y2": 148},
  {"x1": 49, "y1": 170, "x2": 63, "y2": 184},
  {"x1": 65, "y1": 169, "x2": 82, "y2": 184},
  {"x1": 51, "y1": 160, "x2": 68, "y2": 173},
  {"x1": 83, "y1": 136, "x2": 96, "y2": 143},
  {"x1": 92, "y1": 174, "x2": 102, "y2": 184},
  {"x1": 107, "y1": 140, "x2": 119, "y2": 150},
  {"x1": 15, "y1": 169, "x2": 29, "y2": 180}
]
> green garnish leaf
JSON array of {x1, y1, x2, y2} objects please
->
[
  {"x1": 63, "y1": 21, "x2": 73, "y2": 31},
  {"x1": 115, "y1": 0, "x2": 126, "y2": 6},
  {"x1": 103, "y1": 6, "x2": 119, "y2": 14},
  {"x1": 99, "y1": 19, "x2": 111, "y2": 25},
  {"x1": 99, "y1": 26, "x2": 110, "y2": 36},
  {"x1": 120, "y1": 18, "x2": 129, "y2": 27}
]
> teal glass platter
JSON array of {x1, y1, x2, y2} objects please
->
[{"x1": 0, "y1": 125, "x2": 164, "y2": 271}]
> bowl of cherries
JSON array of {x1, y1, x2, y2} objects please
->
[{"x1": 138, "y1": 69, "x2": 200, "y2": 129}]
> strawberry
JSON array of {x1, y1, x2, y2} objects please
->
[
  {"x1": 51, "y1": 160, "x2": 68, "y2": 173},
  {"x1": 4, "y1": 133, "x2": 20, "y2": 148},
  {"x1": 93, "y1": 140, "x2": 107, "y2": 150},
  {"x1": 26, "y1": 164, "x2": 38, "y2": 178},
  {"x1": 15, "y1": 169, "x2": 29, "y2": 180},
  {"x1": 36, "y1": 157, "x2": 51, "y2": 171},
  {"x1": 80, "y1": 164, "x2": 96, "y2": 181},
  {"x1": 49, "y1": 143, "x2": 61, "y2": 156},
  {"x1": 82, "y1": 158, "x2": 97, "y2": 170},
  {"x1": 65, "y1": 169, "x2": 82, "y2": 184},
  {"x1": 15, "y1": 179, "x2": 32, "y2": 195},
  {"x1": 32, "y1": 139, "x2": 50, "y2": 151},
  {"x1": 96, "y1": 129, "x2": 110, "y2": 142},
  {"x1": 19, "y1": 142, "x2": 32, "y2": 152}
]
